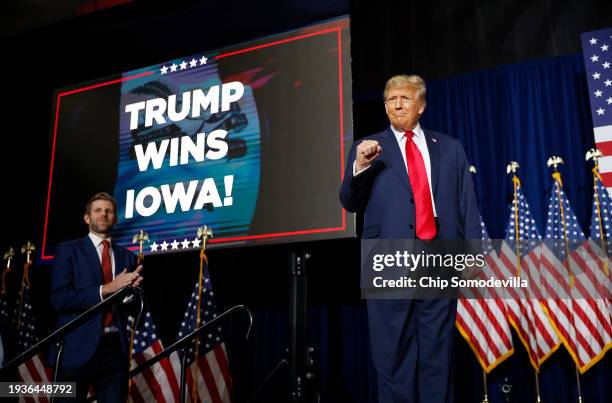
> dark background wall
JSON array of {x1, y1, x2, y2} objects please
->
[
  {"x1": 1, "y1": 1, "x2": 611, "y2": 402},
  {"x1": 3, "y1": 0, "x2": 612, "y2": 247}
]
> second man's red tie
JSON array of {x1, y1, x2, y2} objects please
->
[
  {"x1": 404, "y1": 131, "x2": 437, "y2": 239},
  {"x1": 101, "y1": 240, "x2": 113, "y2": 326}
]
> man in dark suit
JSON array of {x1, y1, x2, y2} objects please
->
[
  {"x1": 50, "y1": 192, "x2": 143, "y2": 402},
  {"x1": 340, "y1": 75, "x2": 481, "y2": 403}
]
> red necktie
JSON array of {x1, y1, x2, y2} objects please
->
[
  {"x1": 101, "y1": 240, "x2": 113, "y2": 326},
  {"x1": 404, "y1": 131, "x2": 437, "y2": 239}
]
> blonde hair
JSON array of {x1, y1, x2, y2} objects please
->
[{"x1": 383, "y1": 74, "x2": 426, "y2": 101}]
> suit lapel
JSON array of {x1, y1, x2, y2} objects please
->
[
  {"x1": 81, "y1": 236, "x2": 103, "y2": 283},
  {"x1": 423, "y1": 129, "x2": 440, "y2": 196},
  {"x1": 111, "y1": 243, "x2": 126, "y2": 273},
  {"x1": 380, "y1": 128, "x2": 413, "y2": 194}
]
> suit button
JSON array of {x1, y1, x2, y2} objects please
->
[{"x1": 409, "y1": 224, "x2": 414, "y2": 229}]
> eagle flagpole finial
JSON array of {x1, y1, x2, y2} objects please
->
[
  {"x1": 546, "y1": 156, "x2": 564, "y2": 172},
  {"x1": 20, "y1": 241, "x2": 35, "y2": 264},
  {"x1": 586, "y1": 148, "x2": 603, "y2": 164},
  {"x1": 132, "y1": 230, "x2": 149, "y2": 257},
  {"x1": 506, "y1": 161, "x2": 520, "y2": 175},
  {"x1": 3, "y1": 247, "x2": 15, "y2": 269},
  {"x1": 196, "y1": 225, "x2": 214, "y2": 252}
]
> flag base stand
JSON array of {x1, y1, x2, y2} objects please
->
[{"x1": 248, "y1": 251, "x2": 318, "y2": 403}]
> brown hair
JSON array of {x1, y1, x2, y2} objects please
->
[
  {"x1": 383, "y1": 74, "x2": 427, "y2": 102},
  {"x1": 84, "y1": 192, "x2": 117, "y2": 215}
]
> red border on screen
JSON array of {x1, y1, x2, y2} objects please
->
[{"x1": 42, "y1": 25, "x2": 348, "y2": 259}]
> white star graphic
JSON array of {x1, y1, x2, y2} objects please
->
[
  {"x1": 595, "y1": 90, "x2": 603, "y2": 97},
  {"x1": 591, "y1": 55, "x2": 600, "y2": 62},
  {"x1": 607, "y1": 97, "x2": 612, "y2": 105},
  {"x1": 602, "y1": 44, "x2": 610, "y2": 52},
  {"x1": 170, "y1": 63, "x2": 178, "y2": 72},
  {"x1": 590, "y1": 37, "x2": 598, "y2": 45},
  {"x1": 605, "y1": 79, "x2": 612, "y2": 87},
  {"x1": 199, "y1": 56, "x2": 208, "y2": 65},
  {"x1": 192, "y1": 237, "x2": 202, "y2": 248},
  {"x1": 593, "y1": 72, "x2": 601, "y2": 79},
  {"x1": 150, "y1": 241, "x2": 159, "y2": 252},
  {"x1": 171, "y1": 239, "x2": 180, "y2": 250},
  {"x1": 603, "y1": 62, "x2": 611, "y2": 69},
  {"x1": 160, "y1": 241, "x2": 169, "y2": 251},
  {"x1": 160, "y1": 65, "x2": 168, "y2": 74},
  {"x1": 597, "y1": 108, "x2": 605, "y2": 115},
  {"x1": 189, "y1": 58, "x2": 198, "y2": 68},
  {"x1": 181, "y1": 238, "x2": 191, "y2": 248},
  {"x1": 179, "y1": 60, "x2": 188, "y2": 70}
]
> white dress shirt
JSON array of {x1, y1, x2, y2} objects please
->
[
  {"x1": 354, "y1": 123, "x2": 437, "y2": 215},
  {"x1": 88, "y1": 232, "x2": 116, "y2": 301}
]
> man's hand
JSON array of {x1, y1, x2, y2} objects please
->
[
  {"x1": 355, "y1": 140, "x2": 382, "y2": 172},
  {"x1": 101, "y1": 265, "x2": 143, "y2": 297}
]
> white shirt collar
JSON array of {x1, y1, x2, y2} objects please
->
[
  {"x1": 88, "y1": 232, "x2": 111, "y2": 248},
  {"x1": 390, "y1": 122, "x2": 424, "y2": 142}
]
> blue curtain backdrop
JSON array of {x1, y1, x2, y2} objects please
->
[
  {"x1": 422, "y1": 54, "x2": 594, "y2": 238},
  {"x1": 418, "y1": 53, "x2": 607, "y2": 403},
  {"x1": 229, "y1": 53, "x2": 609, "y2": 403}
]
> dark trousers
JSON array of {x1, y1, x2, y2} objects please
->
[
  {"x1": 56, "y1": 332, "x2": 128, "y2": 403},
  {"x1": 367, "y1": 298, "x2": 456, "y2": 403}
]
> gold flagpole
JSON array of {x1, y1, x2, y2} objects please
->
[
  {"x1": 2, "y1": 247, "x2": 15, "y2": 295},
  {"x1": 191, "y1": 225, "x2": 213, "y2": 403},
  {"x1": 133, "y1": 230, "x2": 149, "y2": 266},
  {"x1": 506, "y1": 162, "x2": 522, "y2": 276},
  {"x1": 508, "y1": 162, "x2": 543, "y2": 403},
  {"x1": 546, "y1": 156, "x2": 575, "y2": 288},
  {"x1": 586, "y1": 148, "x2": 609, "y2": 276},
  {"x1": 546, "y1": 156, "x2": 582, "y2": 403},
  {"x1": 470, "y1": 165, "x2": 491, "y2": 403},
  {"x1": 127, "y1": 230, "x2": 149, "y2": 393},
  {"x1": 535, "y1": 371, "x2": 542, "y2": 403},
  {"x1": 469, "y1": 165, "x2": 493, "y2": 403},
  {"x1": 481, "y1": 370, "x2": 489, "y2": 403},
  {"x1": 17, "y1": 241, "x2": 35, "y2": 331}
]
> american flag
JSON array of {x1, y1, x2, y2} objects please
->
[
  {"x1": 1, "y1": 266, "x2": 14, "y2": 327},
  {"x1": 539, "y1": 173, "x2": 612, "y2": 372},
  {"x1": 127, "y1": 311, "x2": 182, "y2": 403},
  {"x1": 588, "y1": 170, "x2": 612, "y2": 325},
  {"x1": 582, "y1": 28, "x2": 612, "y2": 190},
  {"x1": 588, "y1": 170, "x2": 612, "y2": 285},
  {"x1": 15, "y1": 262, "x2": 52, "y2": 403},
  {"x1": 0, "y1": 286, "x2": 11, "y2": 327},
  {"x1": 590, "y1": 169, "x2": 612, "y2": 257},
  {"x1": 177, "y1": 269, "x2": 232, "y2": 403},
  {"x1": 455, "y1": 218, "x2": 514, "y2": 372},
  {"x1": 487, "y1": 176, "x2": 560, "y2": 369}
]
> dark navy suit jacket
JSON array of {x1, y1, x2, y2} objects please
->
[
  {"x1": 49, "y1": 236, "x2": 137, "y2": 368},
  {"x1": 340, "y1": 128, "x2": 481, "y2": 240}
]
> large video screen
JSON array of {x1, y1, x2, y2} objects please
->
[{"x1": 41, "y1": 17, "x2": 353, "y2": 259}]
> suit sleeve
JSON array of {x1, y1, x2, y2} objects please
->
[
  {"x1": 339, "y1": 140, "x2": 380, "y2": 212},
  {"x1": 456, "y1": 141, "x2": 482, "y2": 239},
  {"x1": 50, "y1": 243, "x2": 102, "y2": 314},
  {"x1": 118, "y1": 248, "x2": 138, "y2": 273}
]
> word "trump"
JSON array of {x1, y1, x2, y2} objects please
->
[{"x1": 125, "y1": 81, "x2": 245, "y2": 130}]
